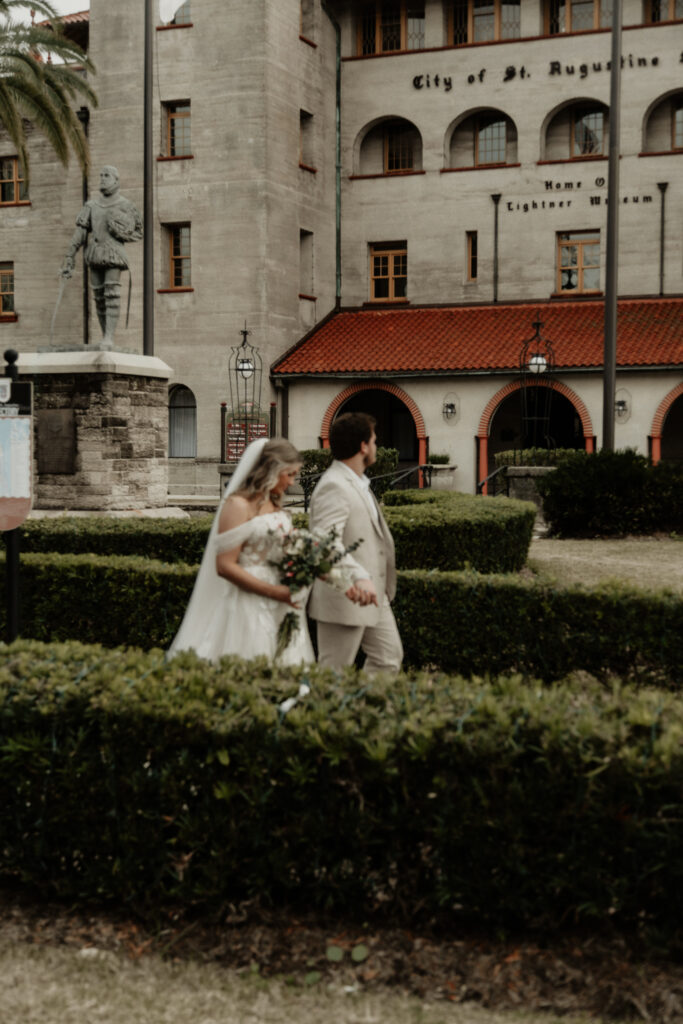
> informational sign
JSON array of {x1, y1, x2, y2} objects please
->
[
  {"x1": 0, "y1": 379, "x2": 33, "y2": 532},
  {"x1": 226, "y1": 417, "x2": 268, "y2": 462}
]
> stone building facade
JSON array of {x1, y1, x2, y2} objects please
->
[{"x1": 1, "y1": 0, "x2": 681, "y2": 496}]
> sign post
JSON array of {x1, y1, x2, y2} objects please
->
[{"x1": 0, "y1": 350, "x2": 33, "y2": 642}]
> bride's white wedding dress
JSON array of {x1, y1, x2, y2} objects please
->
[{"x1": 185, "y1": 509, "x2": 314, "y2": 665}]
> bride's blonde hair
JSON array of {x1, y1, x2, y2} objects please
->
[{"x1": 237, "y1": 438, "x2": 302, "y2": 508}]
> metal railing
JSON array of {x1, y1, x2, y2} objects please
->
[
  {"x1": 294, "y1": 464, "x2": 429, "y2": 511},
  {"x1": 476, "y1": 465, "x2": 509, "y2": 496}
]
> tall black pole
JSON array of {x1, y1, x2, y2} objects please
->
[
  {"x1": 77, "y1": 107, "x2": 90, "y2": 346},
  {"x1": 143, "y1": 0, "x2": 154, "y2": 356},
  {"x1": 657, "y1": 182, "x2": 668, "y2": 296},
  {"x1": 4, "y1": 350, "x2": 20, "y2": 643},
  {"x1": 491, "y1": 194, "x2": 501, "y2": 303},
  {"x1": 602, "y1": 0, "x2": 622, "y2": 452}
]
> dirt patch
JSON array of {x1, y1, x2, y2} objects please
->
[
  {"x1": 1, "y1": 889, "x2": 682, "y2": 1022},
  {"x1": 528, "y1": 536, "x2": 683, "y2": 594}
]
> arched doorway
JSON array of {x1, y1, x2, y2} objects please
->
[
  {"x1": 660, "y1": 392, "x2": 683, "y2": 465},
  {"x1": 477, "y1": 380, "x2": 594, "y2": 492},
  {"x1": 488, "y1": 386, "x2": 585, "y2": 471},
  {"x1": 339, "y1": 388, "x2": 418, "y2": 464},
  {"x1": 321, "y1": 382, "x2": 427, "y2": 483},
  {"x1": 168, "y1": 384, "x2": 197, "y2": 458}
]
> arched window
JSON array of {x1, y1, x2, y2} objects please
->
[
  {"x1": 544, "y1": 102, "x2": 608, "y2": 161},
  {"x1": 643, "y1": 91, "x2": 683, "y2": 153},
  {"x1": 447, "y1": 110, "x2": 518, "y2": 168},
  {"x1": 169, "y1": 385, "x2": 197, "y2": 458},
  {"x1": 357, "y1": 118, "x2": 423, "y2": 175}
]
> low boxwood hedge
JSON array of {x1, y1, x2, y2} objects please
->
[
  {"x1": 20, "y1": 488, "x2": 535, "y2": 576},
  {"x1": 2, "y1": 552, "x2": 680, "y2": 685},
  {"x1": 538, "y1": 449, "x2": 683, "y2": 537},
  {"x1": 1, "y1": 639, "x2": 682, "y2": 940},
  {"x1": 383, "y1": 490, "x2": 536, "y2": 573}
]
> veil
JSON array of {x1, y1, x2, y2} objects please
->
[{"x1": 167, "y1": 438, "x2": 269, "y2": 657}]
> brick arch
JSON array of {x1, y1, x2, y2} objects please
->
[
  {"x1": 321, "y1": 381, "x2": 427, "y2": 482},
  {"x1": 321, "y1": 381, "x2": 427, "y2": 440},
  {"x1": 650, "y1": 381, "x2": 683, "y2": 463},
  {"x1": 477, "y1": 379, "x2": 595, "y2": 494}
]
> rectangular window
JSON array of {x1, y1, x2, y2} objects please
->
[
  {"x1": 557, "y1": 231, "x2": 600, "y2": 294},
  {"x1": 299, "y1": 229, "x2": 314, "y2": 295},
  {"x1": 370, "y1": 242, "x2": 407, "y2": 301},
  {"x1": 646, "y1": 0, "x2": 683, "y2": 21},
  {"x1": 674, "y1": 100, "x2": 683, "y2": 150},
  {"x1": 0, "y1": 262, "x2": 15, "y2": 314},
  {"x1": 0, "y1": 157, "x2": 28, "y2": 206},
  {"x1": 466, "y1": 232, "x2": 478, "y2": 281},
  {"x1": 385, "y1": 125, "x2": 414, "y2": 172},
  {"x1": 572, "y1": 109, "x2": 604, "y2": 156},
  {"x1": 476, "y1": 117, "x2": 507, "y2": 164},
  {"x1": 170, "y1": 1, "x2": 191, "y2": 24},
  {"x1": 168, "y1": 225, "x2": 191, "y2": 288},
  {"x1": 546, "y1": 0, "x2": 612, "y2": 33},
  {"x1": 451, "y1": 0, "x2": 520, "y2": 43},
  {"x1": 300, "y1": 110, "x2": 315, "y2": 169},
  {"x1": 358, "y1": 2, "x2": 425, "y2": 54},
  {"x1": 165, "y1": 102, "x2": 191, "y2": 157}
]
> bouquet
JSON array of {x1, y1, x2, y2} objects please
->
[{"x1": 269, "y1": 525, "x2": 362, "y2": 660}]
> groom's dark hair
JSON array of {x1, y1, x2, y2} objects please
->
[{"x1": 329, "y1": 412, "x2": 376, "y2": 460}]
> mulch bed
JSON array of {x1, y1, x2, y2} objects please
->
[{"x1": 2, "y1": 887, "x2": 683, "y2": 1021}]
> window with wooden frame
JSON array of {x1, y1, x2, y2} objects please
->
[
  {"x1": 168, "y1": 225, "x2": 191, "y2": 288},
  {"x1": 557, "y1": 231, "x2": 600, "y2": 294},
  {"x1": 358, "y1": 2, "x2": 425, "y2": 55},
  {"x1": 571, "y1": 108, "x2": 604, "y2": 156},
  {"x1": 170, "y1": 1, "x2": 191, "y2": 24},
  {"x1": 476, "y1": 116, "x2": 508, "y2": 165},
  {"x1": 545, "y1": 0, "x2": 612, "y2": 33},
  {"x1": 0, "y1": 262, "x2": 15, "y2": 315},
  {"x1": 450, "y1": 0, "x2": 520, "y2": 44},
  {"x1": 164, "y1": 102, "x2": 191, "y2": 157},
  {"x1": 370, "y1": 242, "x2": 407, "y2": 301},
  {"x1": 385, "y1": 123, "x2": 415, "y2": 172},
  {"x1": 674, "y1": 99, "x2": 683, "y2": 150},
  {"x1": 645, "y1": 0, "x2": 683, "y2": 21},
  {"x1": 466, "y1": 231, "x2": 478, "y2": 281},
  {"x1": 0, "y1": 157, "x2": 28, "y2": 206}
]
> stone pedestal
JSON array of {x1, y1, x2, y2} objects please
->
[
  {"x1": 18, "y1": 349, "x2": 172, "y2": 510},
  {"x1": 427, "y1": 465, "x2": 457, "y2": 491}
]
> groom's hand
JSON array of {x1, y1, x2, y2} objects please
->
[{"x1": 351, "y1": 578, "x2": 378, "y2": 607}]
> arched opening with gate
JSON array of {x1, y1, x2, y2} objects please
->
[
  {"x1": 651, "y1": 383, "x2": 683, "y2": 465},
  {"x1": 321, "y1": 382, "x2": 427, "y2": 482},
  {"x1": 477, "y1": 380, "x2": 594, "y2": 491}
]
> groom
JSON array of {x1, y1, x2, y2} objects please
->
[{"x1": 308, "y1": 412, "x2": 402, "y2": 673}]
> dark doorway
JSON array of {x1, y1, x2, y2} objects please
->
[
  {"x1": 338, "y1": 389, "x2": 418, "y2": 464},
  {"x1": 661, "y1": 394, "x2": 683, "y2": 464},
  {"x1": 488, "y1": 387, "x2": 584, "y2": 473}
]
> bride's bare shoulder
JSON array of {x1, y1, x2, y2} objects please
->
[{"x1": 218, "y1": 494, "x2": 253, "y2": 532}]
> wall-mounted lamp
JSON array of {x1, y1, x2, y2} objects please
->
[
  {"x1": 614, "y1": 388, "x2": 631, "y2": 422},
  {"x1": 442, "y1": 392, "x2": 460, "y2": 424}
]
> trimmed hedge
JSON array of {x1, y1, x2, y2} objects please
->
[
  {"x1": 21, "y1": 515, "x2": 215, "y2": 563},
  {"x1": 494, "y1": 447, "x2": 582, "y2": 467},
  {"x1": 2, "y1": 551, "x2": 681, "y2": 685},
  {"x1": 538, "y1": 449, "x2": 683, "y2": 536},
  {"x1": 384, "y1": 490, "x2": 536, "y2": 573},
  {"x1": 300, "y1": 446, "x2": 400, "y2": 503},
  {"x1": 1, "y1": 639, "x2": 683, "y2": 938}
]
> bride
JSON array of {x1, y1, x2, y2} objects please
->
[{"x1": 168, "y1": 437, "x2": 315, "y2": 665}]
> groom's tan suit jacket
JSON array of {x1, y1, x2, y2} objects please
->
[{"x1": 308, "y1": 460, "x2": 396, "y2": 627}]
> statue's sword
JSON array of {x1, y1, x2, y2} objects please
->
[{"x1": 49, "y1": 275, "x2": 68, "y2": 346}]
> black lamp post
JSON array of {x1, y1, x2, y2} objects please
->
[
  {"x1": 519, "y1": 320, "x2": 555, "y2": 450},
  {"x1": 227, "y1": 324, "x2": 263, "y2": 459}
]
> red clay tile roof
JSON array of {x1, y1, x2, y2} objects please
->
[
  {"x1": 273, "y1": 298, "x2": 683, "y2": 376},
  {"x1": 39, "y1": 11, "x2": 89, "y2": 24}
]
